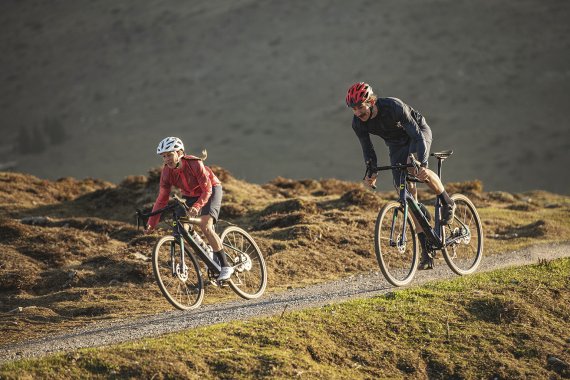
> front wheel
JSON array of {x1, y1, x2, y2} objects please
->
[
  {"x1": 441, "y1": 194, "x2": 484, "y2": 275},
  {"x1": 152, "y1": 236, "x2": 204, "y2": 310},
  {"x1": 221, "y1": 226, "x2": 267, "y2": 299},
  {"x1": 375, "y1": 201, "x2": 418, "y2": 286}
]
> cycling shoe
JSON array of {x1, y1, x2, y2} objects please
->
[
  {"x1": 217, "y1": 266, "x2": 234, "y2": 281},
  {"x1": 418, "y1": 249, "x2": 434, "y2": 270},
  {"x1": 441, "y1": 201, "x2": 456, "y2": 225}
]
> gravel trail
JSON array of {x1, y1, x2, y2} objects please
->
[{"x1": 1, "y1": 242, "x2": 568, "y2": 364}]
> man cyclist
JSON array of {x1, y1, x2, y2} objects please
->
[
  {"x1": 346, "y1": 82, "x2": 455, "y2": 270},
  {"x1": 144, "y1": 137, "x2": 234, "y2": 280}
]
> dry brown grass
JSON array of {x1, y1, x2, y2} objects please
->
[{"x1": 1, "y1": 168, "x2": 569, "y2": 345}]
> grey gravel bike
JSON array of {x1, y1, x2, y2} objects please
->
[
  {"x1": 366, "y1": 150, "x2": 483, "y2": 286},
  {"x1": 136, "y1": 195, "x2": 267, "y2": 310}
]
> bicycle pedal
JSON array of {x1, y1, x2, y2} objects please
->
[
  {"x1": 206, "y1": 280, "x2": 219, "y2": 287},
  {"x1": 216, "y1": 280, "x2": 230, "y2": 287},
  {"x1": 418, "y1": 259, "x2": 434, "y2": 270}
]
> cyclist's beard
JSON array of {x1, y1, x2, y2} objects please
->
[{"x1": 358, "y1": 107, "x2": 371, "y2": 121}]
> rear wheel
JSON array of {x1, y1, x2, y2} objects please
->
[
  {"x1": 442, "y1": 194, "x2": 483, "y2": 275},
  {"x1": 152, "y1": 236, "x2": 204, "y2": 310},
  {"x1": 375, "y1": 201, "x2": 418, "y2": 286},
  {"x1": 221, "y1": 226, "x2": 267, "y2": 299}
]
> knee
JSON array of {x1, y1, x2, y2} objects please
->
[
  {"x1": 199, "y1": 219, "x2": 213, "y2": 234},
  {"x1": 426, "y1": 169, "x2": 442, "y2": 182}
]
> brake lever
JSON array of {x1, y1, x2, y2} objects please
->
[
  {"x1": 172, "y1": 194, "x2": 189, "y2": 211},
  {"x1": 135, "y1": 209, "x2": 142, "y2": 231},
  {"x1": 409, "y1": 154, "x2": 421, "y2": 173}
]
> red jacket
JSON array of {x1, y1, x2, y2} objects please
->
[{"x1": 148, "y1": 155, "x2": 221, "y2": 228}]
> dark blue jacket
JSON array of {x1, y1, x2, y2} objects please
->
[{"x1": 352, "y1": 97, "x2": 432, "y2": 167}]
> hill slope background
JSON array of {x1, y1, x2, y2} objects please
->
[{"x1": 1, "y1": 0, "x2": 569, "y2": 193}]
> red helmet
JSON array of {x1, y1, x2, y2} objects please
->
[{"x1": 346, "y1": 82, "x2": 374, "y2": 107}]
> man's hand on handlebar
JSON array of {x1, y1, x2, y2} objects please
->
[
  {"x1": 408, "y1": 154, "x2": 429, "y2": 182},
  {"x1": 187, "y1": 207, "x2": 199, "y2": 217},
  {"x1": 364, "y1": 160, "x2": 379, "y2": 189},
  {"x1": 364, "y1": 172, "x2": 378, "y2": 188}
]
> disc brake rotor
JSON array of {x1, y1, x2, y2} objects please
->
[
  {"x1": 452, "y1": 226, "x2": 471, "y2": 245},
  {"x1": 175, "y1": 263, "x2": 188, "y2": 282},
  {"x1": 234, "y1": 253, "x2": 252, "y2": 272},
  {"x1": 396, "y1": 234, "x2": 406, "y2": 254}
]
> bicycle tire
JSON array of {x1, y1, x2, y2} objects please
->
[
  {"x1": 375, "y1": 201, "x2": 418, "y2": 286},
  {"x1": 441, "y1": 194, "x2": 483, "y2": 275},
  {"x1": 221, "y1": 226, "x2": 267, "y2": 299},
  {"x1": 152, "y1": 235, "x2": 204, "y2": 310}
]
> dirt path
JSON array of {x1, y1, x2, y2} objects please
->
[{"x1": 1, "y1": 242, "x2": 569, "y2": 364}]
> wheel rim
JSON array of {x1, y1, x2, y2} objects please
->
[
  {"x1": 376, "y1": 204, "x2": 417, "y2": 285},
  {"x1": 222, "y1": 228, "x2": 266, "y2": 298},
  {"x1": 443, "y1": 197, "x2": 483, "y2": 274},
  {"x1": 153, "y1": 237, "x2": 203, "y2": 310}
]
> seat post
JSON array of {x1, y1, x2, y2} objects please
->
[{"x1": 431, "y1": 150, "x2": 452, "y2": 181}]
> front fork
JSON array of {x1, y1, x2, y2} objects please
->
[
  {"x1": 391, "y1": 191, "x2": 443, "y2": 252},
  {"x1": 171, "y1": 221, "x2": 189, "y2": 281},
  {"x1": 390, "y1": 202, "x2": 409, "y2": 253}
]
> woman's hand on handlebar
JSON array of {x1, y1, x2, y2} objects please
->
[{"x1": 187, "y1": 207, "x2": 199, "y2": 217}]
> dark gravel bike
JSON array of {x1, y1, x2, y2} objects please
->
[
  {"x1": 136, "y1": 195, "x2": 267, "y2": 310},
  {"x1": 366, "y1": 150, "x2": 483, "y2": 286}
]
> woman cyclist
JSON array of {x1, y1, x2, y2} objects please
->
[{"x1": 144, "y1": 136, "x2": 234, "y2": 280}]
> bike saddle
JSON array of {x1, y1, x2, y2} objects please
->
[{"x1": 431, "y1": 150, "x2": 453, "y2": 160}]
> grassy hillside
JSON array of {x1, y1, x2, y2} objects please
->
[
  {"x1": 2, "y1": 258, "x2": 568, "y2": 379},
  {"x1": 1, "y1": 168, "x2": 569, "y2": 347}
]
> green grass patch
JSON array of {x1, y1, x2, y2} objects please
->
[{"x1": 3, "y1": 259, "x2": 569, "y2": 379}]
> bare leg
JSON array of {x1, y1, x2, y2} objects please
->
[
  {"x1": 199, "y1": 215, "x2": 223, "y2": 251},
  {"x1": 415, "y1": 166, "x2": 455, "y2": 227},
  {"x1": 200, "y1": 215, "x2": 233, "y2": 278},
  {"x1": 421, "y1": 169, "x2": 445, "y2": 195},
  {"x1": 407, "y1": 168, "x2": 434, "y2": 269},
  {"x1": 407, "y1": 180, "x2": 424, "y2": 233}
]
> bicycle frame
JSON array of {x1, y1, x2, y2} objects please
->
[
  {"x1": 174, "y1": 218, "x2": 222, "y2": 273},
  {"x1": 137, "y1": 198, "x2": 222, "y2": 275},
  {"x1": 395, "y1": 169, "x2": 445, "y2": 250},
  {"x1": 368, "y1": 156, "x2": 447, "y2": 251}
]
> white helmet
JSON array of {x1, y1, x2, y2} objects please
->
[{"x1": 156, "y1": 137, "x2": 184, "y2": 155}]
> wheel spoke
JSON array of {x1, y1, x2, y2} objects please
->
[
  {"x1": 221, "y1": 227, "x2": 267, "y2": 299},
  {"x1": 442, "y1": 195, "x2": 483, "y2": 275},
  {"x1": 152, "y1": 236, "x2": 204, "y2": 310}
]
